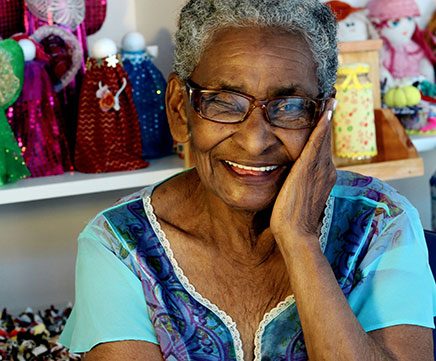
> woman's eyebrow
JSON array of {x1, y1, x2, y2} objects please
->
[
  {"x1": 211, "y1": 82, "x2": 312, "y2": 98},
  {"x1": 271, "y1": 85, "x2": 308, "y2": 97}
]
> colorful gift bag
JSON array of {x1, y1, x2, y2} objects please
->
[
  {"x1": 122, "y1": 48, "x2": 173, "y2": 159},
  {"x1": 333, "y1": 63, "x2": 378, "y2": 160},
  {"x1": 74, "y1": 55, "x2": 149, "y2": 173},
  {"x1": 8, "y1": 40, "x2": 72, "y2": 177},
  {"x1": 0, "y1": 39, "x2": 30, "y2": 185}
]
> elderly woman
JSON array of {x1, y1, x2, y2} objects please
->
[{"x1": 60, "y1": 0, "x2": 436, "y2": 360}]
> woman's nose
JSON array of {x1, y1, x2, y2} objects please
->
[{"x1": 232, "y1": 107, "x2": 277, "y2": 156}]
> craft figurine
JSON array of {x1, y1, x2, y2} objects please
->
[
  {"x1": 0, "y1": 39, "x2": 30, "y2": 186},
  {"x1": 7, "y1": 36, "x2": 72, "y2": 177},
  {"x1": 326, "y1": 1, "x2": 378, "y2": 42},
  {"x1": 74, "y1": 38, "x2": 149, "y2": 173},
  {"x1": 367, "y1": 0, "x2": 435, "y2": 86},
  {"x1": 121, "y1": 32, "x2": 173, "y2": 159}
]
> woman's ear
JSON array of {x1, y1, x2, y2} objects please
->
[{"x1": 166, "y1": 73, "x2": 190, "y2": 143}]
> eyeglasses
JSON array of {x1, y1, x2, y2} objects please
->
[{"x1": 185, "y1": 80, "x2": 328, "y2": 130}]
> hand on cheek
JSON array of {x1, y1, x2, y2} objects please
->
[{"x1": 270, "y1": 98, "x2": 337, "y2": 248}]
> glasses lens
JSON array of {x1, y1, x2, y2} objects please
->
[
  {"x1": 268, "y1": 97, "x2": 316, "y2": 129},
  {"x1": 199, "y1": 91, "x2": 250, "y2": 123}
]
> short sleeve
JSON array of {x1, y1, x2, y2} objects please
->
[
  {"x1": 347, "y1": 204, "x2": 436, "y2": 332},
  {"x1": 59, "y1": 226, "x2": 159, "y2": 353}
]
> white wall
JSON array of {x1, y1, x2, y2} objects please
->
[
  {"x1": 389, "y1": 150, "x2": 436, "y2": 229},
  {"x1": 1, "y1": 0, "x2": 435, "y2": 312},
  {"x1": 88, "y1": 0, "x2": 185, "y2": 77}
]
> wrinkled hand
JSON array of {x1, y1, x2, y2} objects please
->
[{"x1": 270, "y1": 99, "x2": 337, "y2": 246}]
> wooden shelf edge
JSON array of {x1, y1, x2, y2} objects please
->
[
  {"x1": 339, "y1": 39, "x2": 383, "y2": 53},
  {"x1": 337, "y1": 157, "x2": 424, "y2": 181}
]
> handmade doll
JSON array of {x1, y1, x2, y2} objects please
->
[
  {"x1": 121, "y1": 32, "x2": 173, "y2": 159},
  {"x1": 327, "y1": 1, "x2": 378, "y2": 42},
  {"x1": 367, "y1": 0, "x2": 435, "y2": 85},
  {"x1": 0, "y1": 39, "x2": 30, "y2": 185},
  {"x1": 74, "y1": 38, "x2": 149, "y2": 173},
  {"x1": 7, "y1": 37, "x2": 72, "y2": 177}
]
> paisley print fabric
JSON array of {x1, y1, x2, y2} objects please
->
[{"x1": 60, "y1": 170, "x2": 436, "y2": 360}]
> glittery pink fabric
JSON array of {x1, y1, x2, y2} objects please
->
[
  {"x1": 7, "y1": 61, "x2": 72, "y2": 177},
  {"x1": 0, "y1": 0, "x2": 25, "y2": 39},
  {"x1": 85, "y1": 0, "x2": 107, "y2": 35}
]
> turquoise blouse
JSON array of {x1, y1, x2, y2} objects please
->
[{"x1": 60, "y1": 170, "x2": 436, "y2": 360}]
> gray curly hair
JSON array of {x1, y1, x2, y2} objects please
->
[{"x1": 173, "y1": 0, "x2": 338, "y2": 96}]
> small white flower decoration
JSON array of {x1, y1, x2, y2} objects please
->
[{"x1": 106, "y1": 54, "x2": 119, "y2": 68}]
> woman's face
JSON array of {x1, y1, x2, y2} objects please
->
[{"x1": 186, "y1": 27, "x2": 320, "y2": 211}]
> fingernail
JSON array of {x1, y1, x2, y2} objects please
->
[
  {"x1": 332, "y1": 99, "x2": 338, "y2": 111},
  {"x1": 327, "y1": 110, "x2": 333, "y2": 122}
]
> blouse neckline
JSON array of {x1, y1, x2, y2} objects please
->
[{"x1": 141, "y1": 186, "x2": 334, "y2": 360}]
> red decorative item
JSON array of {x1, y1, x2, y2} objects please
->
[
  {"x1": 0, "y1": 0, "x2": 25, "y2": 38},
  {"x1": 85, "y1": 0, "x2": 107, "y2": 35},
  {"x1": 74, "y1": 57, "x2": 149, "y2": 173},
  {"x1": 326, "y1": 1, "x2": 364, "y2": 22}
]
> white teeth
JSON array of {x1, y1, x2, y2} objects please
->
[{"x1": 224, "y1": 160, "x2": 279, "y2": 172}]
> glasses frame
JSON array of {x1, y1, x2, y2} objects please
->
[{"x1": 185, "y1": 79, "x2": 328, "y2": 130}]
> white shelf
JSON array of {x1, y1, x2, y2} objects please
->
[
  {"x1": 0, "y1": 155, "x2": 184, "y2": 205},
  {"x1": 1, "y1": 132, "x2": 432, "y2": 206},
  {"x1": 410, "y1": 135, "x2": 436, "y2": 153}
]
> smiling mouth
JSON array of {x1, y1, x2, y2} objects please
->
[{"x1": 223, "y1": 160, "x2": 280, "y2": 176}]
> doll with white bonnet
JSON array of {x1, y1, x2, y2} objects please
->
[{"x1": 367, "y1": 0, "x2": 435, "y2": 85}]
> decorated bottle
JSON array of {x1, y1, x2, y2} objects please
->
[
  {"x1": 7, "y1": 38, "x2": 71, "y2": 177},
  {"x1": 121, "y1": 32, "x2": 173, "y2": 159},
  {"x1": 74, "y1": 38, "x2": 149, "y2": 173},
  {"x1": 333, "y1": 63, "x2": 378, "y2": 165}
]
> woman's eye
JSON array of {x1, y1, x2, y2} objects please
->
[{"x1": 276, "y1": 100, "x2": 302, "y2": 113}]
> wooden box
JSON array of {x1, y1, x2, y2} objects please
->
[{"x1": 335, "y1": 109, "x2": 424, "y2": 180}]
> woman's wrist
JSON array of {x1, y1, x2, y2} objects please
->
[{"x1": 275, "y1": 231, "x2": 324, "y2": 267}]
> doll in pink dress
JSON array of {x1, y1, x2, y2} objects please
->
[{"x1": 367, "y1": 0, "x2": 435, "y2": 85}]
